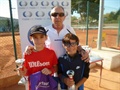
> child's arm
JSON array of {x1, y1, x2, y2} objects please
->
[
  {"x1": 75, "y1": 77, "x2": 87, "y2": 90},
  {"x1": 75, "y1": 62, "x2": 90, "y2": 89}
]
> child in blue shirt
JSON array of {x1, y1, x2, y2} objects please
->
[{"x1": 58, "y1": 33, "x2": 90, "y2": 90}]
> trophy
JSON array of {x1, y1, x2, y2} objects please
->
[
  {"x1": 15, "y1": 59, "x2": 27, "y2": 85},
  {"x1": 66, "y1": 70, "x2": 75, "y2": 90},
  {"x1": 15, "y1": 59, "x2": 25, "y2": 75}
]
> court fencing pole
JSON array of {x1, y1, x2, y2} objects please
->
[
  {"x1": 97, "y1": 0, "x2": 104, "y2": 50},
  {"x1": 8, "y1": 0, "x2": 18, "y2": 60},
  {"x1": 117, "y1": 20, "x2": 120, "y2": 46}
]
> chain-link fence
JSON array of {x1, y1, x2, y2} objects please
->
[
  {"x1": 0, "y1": 0, "x2": 22, "y2": 88},
  {"x1": 0, "y1": 0, "x2": 119, "y2": 88},
  {"x1": 71, "y1": 1, "x2": 120, "y2": 48}
]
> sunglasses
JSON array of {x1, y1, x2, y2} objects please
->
[
  {"x1": 51, "y1": 13, "x2": 65, "y2": 17},
  {"x1": 63, "y1": 42, "x2": 78, "y2": 47}
]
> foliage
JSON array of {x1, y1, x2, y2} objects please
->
[
  {"x1": 0, "y1": 17, "x2": 19, "y2": 32},
  {"x1": 71, "y1": 0, "x2": 100, "y2": 22},
  {"x1": 71, "y1": 16, "x2": 78, "y2": 21},
  {"x1": 0, "y1": 20, "x2": 7, "y2": 26},
  {"x1": 114, "y1": 9, "x2": 120, "y2": 21},
  {"x1": 104, "y1": 9, "x2": 120, "y2": 23},
  {"x1": 71, "y1": 16, "x2": 78, "y2": 25}
]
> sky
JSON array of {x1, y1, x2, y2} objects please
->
[
  {"x1": 104, "y1": 0, "x2": 120, "y2": 13},
  {"x1": 0, "y1": 0, "x2": 18, "y2": 18},
  {"x1": 0, "y1": 0, "x2": 120, "y2": 19},
  {"x1": 73, "y1": 0, "x2": 120, "y2": 17}
]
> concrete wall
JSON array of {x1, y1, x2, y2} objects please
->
[{"x1": 92, "y1": 47, "x2": 120, "y2": 70}]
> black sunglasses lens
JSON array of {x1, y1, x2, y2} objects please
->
[
  {"x1": 59, "y1": 13, "x2": 64, "y2": 17},
  {"x1": 63, "y1": 41, "x2": 70, "y2": 46},
  {"x1": 51, "y1": 13, "x2": 64, "y2": 17},
  {"x1": 70, "y1": 42, "x2": 78, "y2": 46},
  {"x1": 51, "y1": 13, "x2": 58, "y2": 17}
]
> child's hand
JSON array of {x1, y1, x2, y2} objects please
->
[
  {"x1": 63, "y1": 77, "x2": 75, "y2": 87},
  {"x1": 18, "y1": 66, "x2": 27, "y2": 76},
  {"x1": 75, "y1": 85, "x2": 78, "y2": 90},
  {"x1": 41, "y1": 68, "x2": 52, "y2": 75}
]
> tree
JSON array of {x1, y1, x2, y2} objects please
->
[
  {"x1": 6, "y1": 18, "x2": 11, "y2": 31},
  {"x1": 114, "y1": 9, "x2": 120, "y2": 21},
  {"x1": 104, "y1": 10, "x2": 119, "y2": 23},
  {"x1": 71, "y1": 16, "x2": 78, "y2": 25},
  {"x1": 71, "y1": 0, "x2": 100, "y2": 22}
]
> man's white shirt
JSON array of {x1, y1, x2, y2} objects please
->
[{"x1": 45, "y1": 24, "x2": 76, "y2": 58}]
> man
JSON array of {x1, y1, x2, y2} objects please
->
[
  {"x1": 26, "y1": 5, "x2": 89, "y2": 62},
  {"x1": 45, "y1": 6, "x2": 76, "y2": 58}
]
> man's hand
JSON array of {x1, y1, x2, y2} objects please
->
[
  {"x1": 23, "y1": 46, "x2": 34, "y2": 55},
  {"x1": 77, "y1": 45, "x2": 90, "y2": 62},
  {"x1": 80, "y1": 49, "x2": 90, "y2": 62}
]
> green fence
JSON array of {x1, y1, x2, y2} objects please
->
[
  {"x1": 71, "y1": 1, "x2": 120, "y2": 47},
  {"x1": 0, "y1": 0, "x2": 21, "y2": 75},
  {"x1": 0, "y1": 0, "x2": 119, "y2": 82}
]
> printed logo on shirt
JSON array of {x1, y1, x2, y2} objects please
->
[
  {"x1": 54, "y1": 39, "x2": 62, "y2": 41},
  {"x1": 28, "y1": 61, "x2": 50, "y2": 68},
  {"x1": 36, "y1": 81, "x2": 50, "y2": 89},
  {"x1": 76, "y1": 66, "x2": 80, "y2": 69}
]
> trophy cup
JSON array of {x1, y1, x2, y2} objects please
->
[
  {"x1": 15, "y1": 59, "x2": 25, "y2": 75},
  {"x1": 15, "y1": 59, "x2": 27, "y2": 85},
  {"x1": 66, "y1": 70, "x2": 75, "y2": 90}
]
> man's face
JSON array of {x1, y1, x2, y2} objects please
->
[{"x1": 50, "y1": 7, "x2": 66, "y2": 27}]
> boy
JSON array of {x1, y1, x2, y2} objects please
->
[
  {"x1": 58, "y1": 33, "x2": 90, "y2": 90},
  {"x1": 19, "y1": 25, "x2": 58, "y2": 90}
]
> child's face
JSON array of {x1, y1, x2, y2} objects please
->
[
  {"x1": 63, "y1": 39, "x2": 78, "y2": 56},
  {"x1": 30, "y1": 33, "x2": 47, "y2": 47}
]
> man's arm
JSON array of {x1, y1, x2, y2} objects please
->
[
  {"x1": 23, "y1": 46, "x2": 34, "y2": 55},
  {"x1": 77, "y1": 45, "x2": 90, "y2": 62}
]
